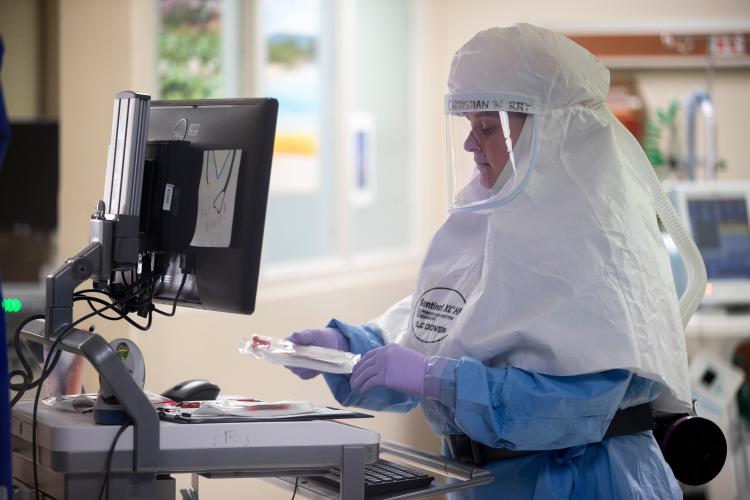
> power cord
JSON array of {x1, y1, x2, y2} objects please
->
[
  {"x1": 152, "y1": 273, "x2": 188, "y2": 317},
  {"x1": 76, "y1": 272, "x2": 162, "y2": 327},
  {"x1": 78, "y1": 295, "x2": 154, "y2": 331},
  {"x1": 290, "y1": 476, "x2": 299, "y2": 500},
  {"x1": 97, "y1": 422, "x2": 130, "y2": 500},
  {"x1": 9, "y1": 274, "x2": 158, "y2": 407},
  {"x1": 31, "y1": 288, "x2": 150, "y2": 500},
  {"x1": 8, "y1": 269, "x2": 190, "y2": 500},
  {"x1": 9, "y1": 314, "x2": 49, "y2": 406}
]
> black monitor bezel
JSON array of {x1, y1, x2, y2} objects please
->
[{"x1": 144, "y1": 98, "x2": 278, "y2": 315}]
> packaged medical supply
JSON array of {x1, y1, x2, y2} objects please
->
[
  {"x1": 239, "y1": 335, "x2": 360, "y2": 374},
  {"x1": 42, "y1": 392, "x2": 174, "y2": 413},
  {"x1": 180, "y1": 399, "x2": 317, "y2": 418}
]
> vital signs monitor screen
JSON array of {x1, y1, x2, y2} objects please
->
[{"x1": 688, "y1": 198, "x2": 750, "y2": 279}]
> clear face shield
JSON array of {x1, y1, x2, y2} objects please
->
[{"x1": 445, "y1": 93, "x2": 539, "y2": 211}]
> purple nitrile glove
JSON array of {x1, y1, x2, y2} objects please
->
[
  {"x1": 350, "y1": 343, "x2": 429, "y2": 397},
  {"x1": 285, "y1": 327, "x2": 350, "y2": 380}
]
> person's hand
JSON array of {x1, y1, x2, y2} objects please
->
[
  {"x1": 285, "y1": 327, "x2": 349, "y2": 380},
  {"x1": 350, "y1": 344, "x2": 428, "y2": 396}
]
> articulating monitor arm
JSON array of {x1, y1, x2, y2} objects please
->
[
  {"x1": 20, "y1": 318, "x2": 160, "y2": 474},
  {"x1": 19, "y1": 90, "x2": 159, "y2": 475},
  {"x1": 21, "y1": 204, "x2": 159, "y2": 473}
]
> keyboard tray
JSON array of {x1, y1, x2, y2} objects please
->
[{"x1": 311, "y1": 458, "x2": 434, "y2": 498}]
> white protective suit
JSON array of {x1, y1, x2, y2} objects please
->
[{"x1": 374, "y1": 24, "x2": 691, "y2": 413}]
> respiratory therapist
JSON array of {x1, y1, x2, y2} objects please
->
[{"x1": 288, "y1": 24, "x2": 689, "y2": 499}]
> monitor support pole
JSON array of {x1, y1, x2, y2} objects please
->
[{"x1": 18, "y1": 91, "x2": 159, "y2": 481}]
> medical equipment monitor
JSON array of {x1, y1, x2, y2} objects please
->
[
  {"x1": 670, "y1": 181, "x2": 750, "y2": 306},
  {"x1": 142, "y1": 98, "x2": 277, "y2": 314}
]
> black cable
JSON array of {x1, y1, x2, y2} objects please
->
[
  {"x1": 77, "y1": 292, "x2": 133, "y2": 321},
  {"x1": 290, "y1": 476, "x2": 299, "y2": 500},
  {"x1": 123, "y1": 273, "x2": 161, "y2": 311},
  {"x1": 14, "y1": 269, "x2": 189, "y2": 499},
  {"x1": 82, "y1": 298, "x2": 123, "y2": 320},
  {"x1": 10, "y1": 349, "x2": 61, "y2": 397},
  {"x1": 152, "y1": 273, "x2": 187, "y2": 317},
  {"x1": 75, "y1": 288, "x2": 128, "y2": 321},
  {"x1": 9, "y1": 351, "x2": 60, "y2": 408},
  {"x1": 36, "y1": 284, "x2": 153, "y2": 384},
  {"x1": 75, "y1": 273, "x2": 161, "y2": 323},
  {"x1": 78, "y1": 271, "x2": 158, "y2": 298},
  {"x1": 11, "y1": 272, "x2": 161, "y2": 406},
  {"x1": 9, "y1": 314, "x2": 48, "y2": 405},
  {"x1": 30, "y1": 283, "x2": 154, "y2": 500},
  {"x1": 97, "y1": 422, "x2": 129, "y2": 500},
  {"x1": 75, "y1": 295, "x2": 153, "y2": 331}
]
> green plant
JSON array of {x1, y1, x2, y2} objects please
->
[
  {"x1": 644, "y1": 100, "x2": 680, "y2": 170},
  {"x1": 643, "y1": 120, "x2": 663, "y2": 167},
  {"x1": 158, "y1": 0, "x2": 222, "y2": 100}
]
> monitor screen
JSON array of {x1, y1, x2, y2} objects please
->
[
  {"x1": 142, "y1": 98, "x2": 277, "y2": 315},
  {"x1": 687, "y1": 197, "x2": 750, "y2": 280}
]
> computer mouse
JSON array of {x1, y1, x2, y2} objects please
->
[{"x1": 161, "y1": 379, "x2": 220, "y2": 402}]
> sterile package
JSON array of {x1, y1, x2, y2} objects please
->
[
  {"x1": 42, "y1": 392, "x2": 175, "y2": 413},
  {"x1": 182, "y1": 399, "x2": 318, "y2": 418},
  {"x1": 238, "y1": 335, "x2": 360, "y2": 374}
]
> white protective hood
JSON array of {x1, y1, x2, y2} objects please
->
[{"x1": 373, "y1": 24, "x2": 691, "y2": 413}]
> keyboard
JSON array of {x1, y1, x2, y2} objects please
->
[{"x1": 312, "y1": 458, "x2": 435, "y2": 497}]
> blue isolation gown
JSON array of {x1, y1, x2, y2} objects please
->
[{"x1": 323, "y1": 319, "x2": 682, "y2": 500}]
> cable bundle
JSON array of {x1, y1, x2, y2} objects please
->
[{"x1": 7, "y1": 270, "x2": 186, "y2": 500}]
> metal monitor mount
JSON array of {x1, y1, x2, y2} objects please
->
[{"x1": 19, "y1": 91, "x2": 159, "y2": 477}]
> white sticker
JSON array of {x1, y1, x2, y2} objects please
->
[
  {"x1": 411, "y1": 287, "x2": 466, "y2": 343},
  {"x1": 190, "y1": 149, "x2": 242, "y2": 248},
  {"x1": 163, "y1": 183, "x2": 175, "y2": 211}
]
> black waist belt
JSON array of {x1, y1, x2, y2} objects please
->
[{"x1": 447, "y1": 403, "x2": 654, "y2": 466}]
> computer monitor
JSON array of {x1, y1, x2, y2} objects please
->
[
  {"x1": 669, "y1": 181, "x2": 750, "y2": 307},
  {"x1": 141, "y1": 98, "x2": 277, "y2": 315}
]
